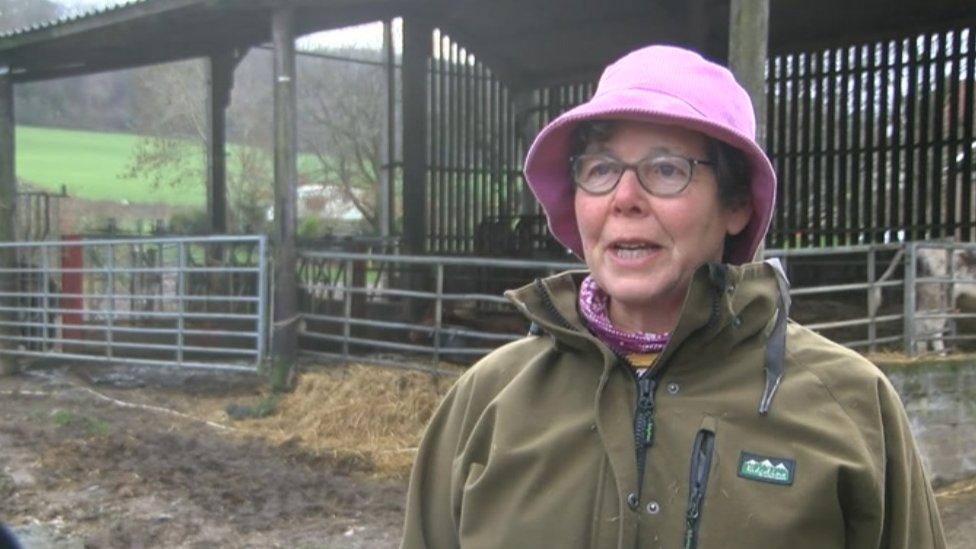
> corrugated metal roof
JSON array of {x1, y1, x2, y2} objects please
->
[{"x1": 0, "y1": 0, "x2": 149, "y2": 40}]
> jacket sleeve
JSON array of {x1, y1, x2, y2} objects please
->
[
  {"x1": 400, "y1": 373, "x2": 478, "y2": 549},
  {"x1": 876, "y1": 377, "x2": 947, "y2": 549}
]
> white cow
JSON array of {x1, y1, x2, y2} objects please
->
[
  {"x1": 869, "y1": 244, "x2": 976, "y2": 354},
  {"x1": 909, "y1": 246, "x2": 976, "y2": 353}
]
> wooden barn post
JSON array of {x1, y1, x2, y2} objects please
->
[
  {"x1": 205, "y1": 52, "x2": 237, "y2": 235},
  {"x1": 513, "y1": 89, "x2": 540, "y2": 216},
  {"x1": 401, "y1": 15, "x2": 431, "y2": 256},
  {"x1": 270, "y1": 8, "x2": 299, "y2": 373},
  {"x1": 0, "y1": 70, "x2": 16, "y2": 375},
  {"x1": 728, "y1": 0, "x2": 769, "y2": 259},
  {"x1": 379, "y1": 19, "x2": 396, "y2": 241}
]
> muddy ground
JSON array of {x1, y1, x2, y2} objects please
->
[
  {"x1": 0, "y1": 365, "x2": 405, "y2": 548},
  {"x1": 0, "y1": 363, "x2": 974, "y2": 548}
]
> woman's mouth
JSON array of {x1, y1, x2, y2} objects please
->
[{"x1": 609, "y1": 241, "x2": 661, "y2": 260}]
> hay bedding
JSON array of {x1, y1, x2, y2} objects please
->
[{"x1": 236, "y1": 365, "x2": 455, "y2": 478}]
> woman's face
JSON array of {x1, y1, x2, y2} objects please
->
[{"x1": 573, "y1": 121, "x2": 751, "y2": 332}]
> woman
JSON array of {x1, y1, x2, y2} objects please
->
[{"x1": 401, "y1": 45, "x2": 945, "y2": 549}]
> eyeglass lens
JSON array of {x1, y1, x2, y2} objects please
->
[{"x1": 573, "y1": 155, "x2": 693, "y2": 196}]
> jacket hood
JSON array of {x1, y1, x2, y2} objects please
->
[{"x1": 505, "y1": 260, "x2": 791, "y2": 413}]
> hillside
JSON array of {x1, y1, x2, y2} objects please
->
[{"x1": 15, "y1": 125, "x2": 205, "y2": 207}]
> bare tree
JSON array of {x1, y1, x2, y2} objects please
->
[
  {"x1": 123, "y1": 56, "x2": 275, "y2": 233},
  {"x1": 298, "y1": 52, "x2": 387, "y2": 232}
]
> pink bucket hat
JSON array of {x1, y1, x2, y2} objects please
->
[{"x1": 523, "y1": 45, "x2": 776, "y2": 265}]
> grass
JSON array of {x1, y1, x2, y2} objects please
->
[
  {"x1": 16, "y1": 125, "x2": 352, "y2": 208},
  {"x1": 50, "y1": 408, "x2": 111, "y2": 436},
  {"x1": 16, "y1": 125, "x2": 206, "y2": 206}
]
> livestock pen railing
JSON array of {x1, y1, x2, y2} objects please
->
[
  {"x1": 0, "y1": 235, "x2": 267, "y2": 372},
  {"x1": 297, "y1": 251, "x2": 580, "y2": 374},
  {"x1": 766, "y1": 244, "x2": 908, "y2": 353},
  {"x1": 903, "y1": 240, "x2": 976, "y2": 355},
  {"x1": 298, "y1": 241, "x2": 976, "y2": 371}
]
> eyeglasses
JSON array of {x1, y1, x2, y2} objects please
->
[{"x1": 569, "y1": 153, "x2": 714, "y2": 196}]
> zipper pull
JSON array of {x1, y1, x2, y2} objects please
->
[
  {"x1": 638, "y1": 377, "x2": 656, "y2": 446},
  {"x1": 684, "y1": 489, "x2": 703, "y2": 549}
]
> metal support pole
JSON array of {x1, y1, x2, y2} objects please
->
[
  {"x1": 903, "y1": 243, "x2": 917, "y2": 356},
  {"x1": 271, "y1": 8, "x2": 299, "y2": 366},
  {"x1": 433, "y1": 263, "x2": 444, "y2": 374},
  {"x1": 866, "y1": 247, "x2": 877, "y2": 353},
  {"x1": 41, "y1": 248, "x2": 50, "y2": 351},
  {"x1": 106, "y1": 245, "x2": 115, "y2": 360},
  {"x1": 728, "y1": 0, "x2": 769, "y2": 261},
  {"x1": 945, "y1": 247, "x2": 957, "y2": 348},
  {"x1": 0, "y1": 70, "x2": 16, "y2": 374},
  {"x1": 343, "y1": 259, "x2": 353, "y2": 363},
  {"x1": 176, "y1": 242, "x2": 186, "y2": 366},
  {"x1": 379, "y1": 19, "x2": 396, "y2": 239},
  {"x1": 255, "y1": 236, "x2": 267, "y2": 367}
]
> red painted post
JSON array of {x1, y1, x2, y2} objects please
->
[{"x1": 61, "y1": 236, "x2": 83, "y2": 341}]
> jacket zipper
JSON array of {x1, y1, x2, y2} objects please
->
[
  {"x1": 633, "y1": 373, "x2": 656, "y2": 497},
  {"x1": 531, "y1": 278, "x2": 662, "y2": 509},
  {"x1": 684, "y1": 429, "x2": 716, "y2": 549}
]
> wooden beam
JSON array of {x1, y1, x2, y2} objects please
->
[
  {"x1": 271, "y1": 8, "x2": 298, "y2": 366},
  {"x1": 8, "y1": 35, "x2": 258, "y2": 84},
  {"x1": 205, "y1": 52, "x2": 236, "y2": 235},
  {"x1": 401, "y1": 15, "x2": 432, "y2": 255},
  {"x1": 0, "y1": 71, "x2": 16, "y2": 375},
  {"x1": 728, "y1": 0, "x2": 769, "y2": 142},
  {"x1": 728, "y1": 0, "x2": 769, "y2": 261},
  {"x1": 513, "y1": 89, "x2": 539, "y2": 216}
]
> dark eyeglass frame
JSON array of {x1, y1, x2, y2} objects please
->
[{"x1": 569, "y1": 153, "x2": 715, "y2": 197}]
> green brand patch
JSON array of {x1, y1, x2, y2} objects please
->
[{"x1": 737, "y1": 452, "x2": 795, "y2": 486}]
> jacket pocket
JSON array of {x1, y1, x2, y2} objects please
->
[{"x1": 684, "y1": 425, "x2": 716, "y2": 549}]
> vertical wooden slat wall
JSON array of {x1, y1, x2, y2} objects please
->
[
  {"x1": 766, "y1": 26, "x2": 976, "y2": 247},
  {"x1": 425, "y1": 26, "x2": 976, "y2": 254},
  {"x1": 425, "y1": 32, "x2": 593, "y2": 255}
]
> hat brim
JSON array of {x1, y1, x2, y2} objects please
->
[{"x1": 524, "y1": 87, "x2": 776, "y2": 265}]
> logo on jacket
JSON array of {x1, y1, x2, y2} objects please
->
[{"x1": 737, "y1": 452, "x2": 795, "y2": 486}]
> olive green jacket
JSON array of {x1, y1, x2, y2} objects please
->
[{"x1": 401, "y1": 262, "x2": 946, "y2": 549}]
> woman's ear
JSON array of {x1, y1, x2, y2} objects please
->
[{"x1": 724, "y1": 200, "x2": 753, "y2": 237}]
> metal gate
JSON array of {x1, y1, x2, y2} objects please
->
[
  {"x1": 0, "y1": 235, "x2": 267, "y2": 372},
  {"x1": 903, "y1": 241, "x2": 976, "y2": 355}
]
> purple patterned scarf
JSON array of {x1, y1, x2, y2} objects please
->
[{"x1": 579, "y1": 276, "x2": 670, "y2": 367}]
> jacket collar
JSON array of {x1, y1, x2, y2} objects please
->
[{"x1": 505, "y1": 261, "x2": 783, "y2": 375}]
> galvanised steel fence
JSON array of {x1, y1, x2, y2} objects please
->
[
  {"x1": 0, "y1": 235, "x2": 267, "y2": 372},
  {"x1": 765, "y1": 244, "x2": 907, "y2": 353},
  {"x1": 297, "y1": 249, "x2": 579, "y2": 374},
  {"x1": 298, "y1": 241, "x2": 976, "y2": 371}
]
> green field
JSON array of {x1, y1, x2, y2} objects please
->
[{"x1": 16, "y1": 125, "x2": 206, "y2": 206}]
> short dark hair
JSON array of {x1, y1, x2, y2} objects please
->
[{"x1": 569, "y1": 120, "x2": 751, "y2": 211}]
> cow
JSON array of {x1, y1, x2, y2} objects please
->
[
  {"x1": 911, "y1": 246, "x2": 976, "y2": 353},
  {"x1": 872, "y1": 245, "x2": 976, "y2": 354}
]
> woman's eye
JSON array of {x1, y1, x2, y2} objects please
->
[
  {"x1": 588, "y1": 161, "x2": 616, "y2": 178},
  {"x1": 650, "y1": 160, "x2": 686, "y2": 179}
]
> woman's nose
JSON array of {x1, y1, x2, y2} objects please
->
[{"x1": 611, "y1": 168, "x2": 650, "y2": 215}]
